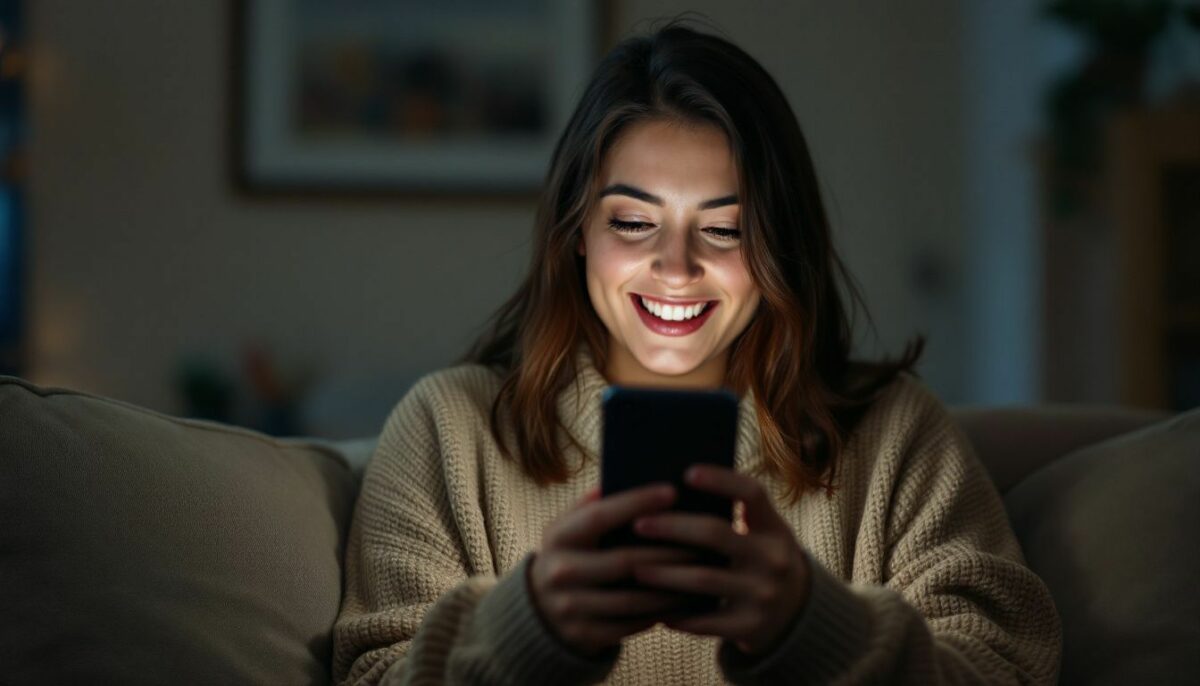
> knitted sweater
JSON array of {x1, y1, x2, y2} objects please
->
[{"x1": 332, "y1": 354, "x2": 1061, "y2": 685}]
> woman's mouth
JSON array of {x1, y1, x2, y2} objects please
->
[{"x1": 630, "y1": 294, "x2": 718, "y2": 336}]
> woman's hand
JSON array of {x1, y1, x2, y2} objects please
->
[
  {"x1": 528, "y1": 483, "x2": 701, "y2": 657},
  {"x1": 630, "y1": 465, "x2": 811, "y2": 656}
]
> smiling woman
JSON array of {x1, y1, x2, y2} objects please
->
[{"x1": 333, "y1": 21, "x2": 1062, "y2": 686}]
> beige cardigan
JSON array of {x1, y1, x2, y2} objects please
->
[{"x1": 332, "y1": 354, "x2": 1061, "y2": 684}]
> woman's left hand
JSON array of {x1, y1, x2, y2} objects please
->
[{"x1": 631, "y1": 464, "x2": 811, "y2": 656}]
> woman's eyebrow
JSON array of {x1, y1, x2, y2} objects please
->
[{"x1": 598, "y1": 183, "x2": 738, "y2": 210}]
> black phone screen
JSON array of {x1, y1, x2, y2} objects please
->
[{"x1": 599, "y1": 386, "x2": 739, "y2": 551}]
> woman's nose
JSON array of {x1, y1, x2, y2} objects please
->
[{"x1": 651, "y1": 230, "x2": 703, "y2": 288}]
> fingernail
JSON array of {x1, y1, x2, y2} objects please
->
[{"x1": 686, "y1": 467, "x2": 702, "y2": 484}]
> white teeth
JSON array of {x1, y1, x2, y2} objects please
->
[{"x1": 639, "y1": 297, "x2": 710, "y2": 321}]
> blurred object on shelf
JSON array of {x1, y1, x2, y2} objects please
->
[
  {"x1": 1041, "y1": 100, "x2": 1200, "y2": 411},
  {"x1": 1039, "y1": 1, "x2": 1200, "y2": 411},
  {"x1": 242, "y1": 342, "x2": 319, "y2": 436},
  {"x1": 1108, "y1": 107, "x2": 1200, "y2": 410},
  {"x1": 175, "y1": 356, "x2": 235, "y2": 423},
  {"x1": 175, "y1": 343, "x2": 321, "y2": 436},
  {"x1": 301, "y1": 370, "x2": 416, "y2": 440}
]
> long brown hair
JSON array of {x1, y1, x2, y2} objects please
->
[{"x1": 465, "y1": 22, "x2": 923, "y2": 502}]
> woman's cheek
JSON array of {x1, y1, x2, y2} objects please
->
[{"x1": 593, "y1": 238, "x2": 646, "y2": 280}]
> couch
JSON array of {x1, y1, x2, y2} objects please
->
[{"x1": 2, "y1": 374, "x2": 1197, "y2": 684}]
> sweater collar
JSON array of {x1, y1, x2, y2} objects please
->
[{"x1": 557, "y1": 346, "x2": 763, "y2": 471}]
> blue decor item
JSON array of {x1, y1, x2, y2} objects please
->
[{"x1": 0, "y1": 0, "x2": 25, "y2": 377}]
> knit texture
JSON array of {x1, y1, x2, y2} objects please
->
[{"x1": 332, "y1": 353, "x2": 1061, "y2": 685}]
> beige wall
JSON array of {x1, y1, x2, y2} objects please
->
[{"x1": 27, "y1": 1, "x2": 966, "y2": 428}]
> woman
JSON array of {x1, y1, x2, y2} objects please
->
[{"x1": 333, "y1": 23, "x2": 1061, "y2": 685}]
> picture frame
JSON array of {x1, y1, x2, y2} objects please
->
[{"x1": 231, "y1": 0, "x2": 605, "y2": 197}]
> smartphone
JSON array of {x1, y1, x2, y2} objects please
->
[
  {"x1": 599, "y1": 385, "x2": 739, "y2": 559},
  {"x1": 599, "y1": 386, "x2": 739, "y2": 615}
]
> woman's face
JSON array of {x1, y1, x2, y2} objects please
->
[{"x1": 580, "y1": 118, "x2": 761, "y2": 389}]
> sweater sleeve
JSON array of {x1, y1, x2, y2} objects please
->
[
  {"x1": 332, "y1": 377, "x2": 618, "y2": 686},
  {"x1": 718, "y1": 383, "x2": 1062, "y2": 685}
]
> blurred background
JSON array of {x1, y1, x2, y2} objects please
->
[{"x1": 1, "y1": 0, "x2": 1197, "y2": 439}]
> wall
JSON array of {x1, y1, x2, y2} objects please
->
[
  {"x1": 961, "y1": 0, "x2": 1084, "y2": 404},
  {"x1": 27, "y1": 1, "x2": 971, "y2": 436}
]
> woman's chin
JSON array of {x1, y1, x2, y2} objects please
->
[{"x1": 633, "y1": 350, "x2": 711, "y2": 381}]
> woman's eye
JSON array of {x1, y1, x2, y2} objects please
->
[
  {"x1": 607, "y1": 218, "x2": 653, "y2": 233},
  {"x1": 704, "y1": 227, "x2": 741, "y2": 242}
]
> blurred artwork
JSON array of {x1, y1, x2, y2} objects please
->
[
  {"x1": 236, "y1": 0, "x2": 598, "y2": 193},
  {"x1": 0, "y1": 0, "x2": 24, "y2": 376}
]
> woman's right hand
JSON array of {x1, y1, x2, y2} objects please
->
[{"x1": 527, "y1": 483, "x2": 697, "y2": 657}]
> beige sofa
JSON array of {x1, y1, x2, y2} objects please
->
[{"x1": 2, "y1": 374, "x2": 1197, "y2": 684}]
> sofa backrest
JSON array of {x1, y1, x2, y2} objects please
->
[
  {"x1": 950, "y1": 405, "x2": 1170, "y2": 493},
  {"x1": 5, "y1": 371, "x2": 1193, "y2": 685},
  {"x1": 0, "y1": 375, "x2": 358, "y2": 684},
  {"x1": 1003, "y1": 408, "x2": 1200, "y2": 684}
]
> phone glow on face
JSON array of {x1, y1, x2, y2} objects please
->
[{"x1": 579, "y1": 119, "x2": 761, "y2": 389}]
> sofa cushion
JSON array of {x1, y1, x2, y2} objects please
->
[
  {"x1": 952, "y1": 405, "x2": 1169, "y2": 493},
  {"x1": 1005, "y1": 408, "x2": 1200, "y2": 685},
  {"x1": 0, "y1": 376, "x2": 358, "y2": 684}
]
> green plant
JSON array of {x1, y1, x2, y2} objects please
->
[{"x1": 1041, "y1": 0, "x2": 1198, "y2": 216}]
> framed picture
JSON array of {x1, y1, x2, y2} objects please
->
[{"x1": 232, "y1": 0, "x2": 604, "y2": 196}]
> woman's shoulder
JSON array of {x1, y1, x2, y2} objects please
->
[
  {"x1": 367, "y1": 362, "x2": 508, "y2": 478},
  {"x1": 393, "y1": 364, "x2": 506, "y2": 417},
  {"x1": 362, "y1": 365, "x2": 508, "y2": 506},
  {"x1": 410, "y1": 362, "x2": 506, "y2": 404},
  {"x1": 380, "y1": 362, "x2": 506, "y2": 435},
  {"x1": 873, "y1": 370, "x2": 946, "y2": 414},
  {"x1": 845, "y1": 369, "x2": 956, "y2": 452}
]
